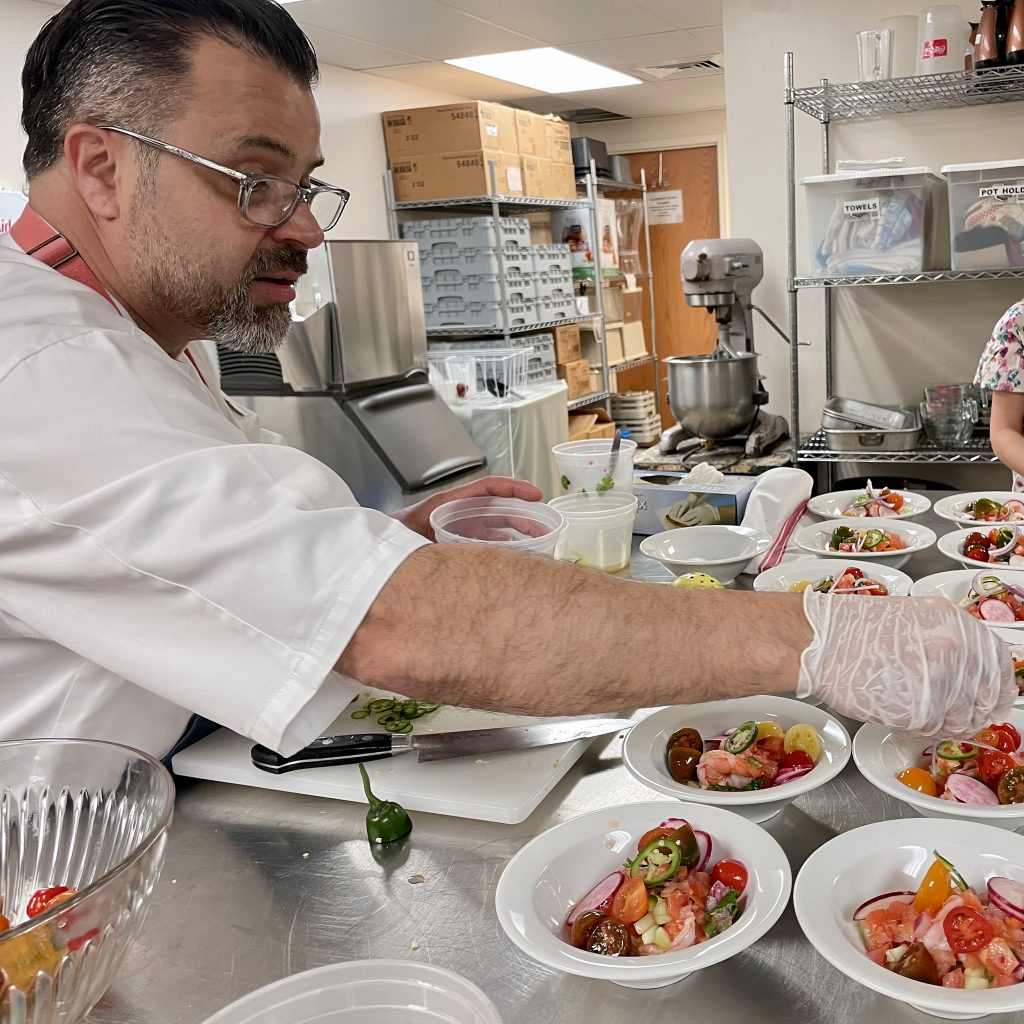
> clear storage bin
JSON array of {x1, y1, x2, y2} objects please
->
[
  {"x1": 800, "y1": 167, "x2": 947, "y2": 276},
  {"x1": 942, "y1": 160, "x2": 1024, "y2": 270},
  {"x1": 427, "y1": 348, "x2": 531, "y2": 403}
]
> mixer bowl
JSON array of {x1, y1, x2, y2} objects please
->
[{"x1": 666, "y1": 352, "x2": 761, "y2": 439}]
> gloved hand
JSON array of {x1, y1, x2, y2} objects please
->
[
  {"x1": 674, "y1": 500, "x2": 721, "y2": 527},
  {"x1": 798, "y1": 590, "x2": 1015, "y2": 737}
]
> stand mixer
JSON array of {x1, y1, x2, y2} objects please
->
[{"x1": 660, "y1": 238, "x2": 790, "y2": 460}]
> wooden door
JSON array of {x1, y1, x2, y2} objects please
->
[{"x1": 613, "y1": 146, "x2": 721, "y2": 429}]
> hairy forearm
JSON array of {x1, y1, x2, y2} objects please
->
[{"x1": 338, "y1": 544, "x2": 812, "y2": 714}]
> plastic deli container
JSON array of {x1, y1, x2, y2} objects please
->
[
  {"x1": 942, "y1": 160, "x2": 1024, "y2": 270},
  {"x1": 552, "y1": 438, "x2": 637, "y2": 495},
  {"x1": 199, "y1": 960, "x2": 503, "y2": 1024},
  {"x1": 799, "y1": 168, "x2": 948, "y2": 276},
  {"x1": 429, "y1": 496, "x2": 565, "y2": 556},
  {"x1": 548, "y1": 492, "x2": 639, "y2": 573}
]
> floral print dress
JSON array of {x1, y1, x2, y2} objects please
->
[{"x1": 975, "y1": 301, "x2": 1024, "y2": 493}]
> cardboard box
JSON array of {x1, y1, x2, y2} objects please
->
[
  {"x1": 621, "y1": 319, "x2": 647, "y2": 360},
  {"x1": 382, "y1": 101, "x2": 518, "y2": 160},
  {"x1": 557, "y1": 358, "x2": 592, "y2": 400},
  {"x1": 568, "y1": 412, "x2": 598, "y2": 440},
  {"x1": 544, "y1": 118, "x2": 572, "y2": 163},
  {"x1": 581, "y1": 322, "x2": 625, "y2": 365},
  {"x1": 546, "y1": 158, "x2": 578, "y2": 200},
  {"x1": 589, "y1": 366, "x2": 617, "y2": 393},
  {"x1": 521, "y1": 154, "x2": 546, "y2": 198},
  {"x1": 391, "y1": 150, "x2": 523, "y2": 202},
  {"x1": 552, "y1": 323, "x2": 582, "y2": 364},
  {"x1": 588, "y1": 409, "x2": 616, "y2": 440},
  {"x1": 514, "y1": 109, "x2": 547, "y2": 157},
  {"x1": 631, "y1": 472, "x2": 758, "y2": 535}
]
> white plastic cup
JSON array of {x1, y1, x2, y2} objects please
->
[
  {"x1": 552, "y1": 438, "x2": 637, "y2": 495},
  {"x1": 857, "y1": 28, "x2": 893, "y2": 81},
  {"x1": 548, "y1": 492, "x2": 639, "y2": 572},
  {"x1": 881, "y1": 15, "x2": 921, "y2": 77},
  {"x1": 429, "y1": 496, "x2": 565, "y2": 556},
  {"x1": 916, "y1": 5, "x2": 969, "y2": 76}
]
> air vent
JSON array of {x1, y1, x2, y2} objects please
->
[
  {"x1": 557, "y1": 107, "x2": 629, "y2": 124},
  {"x1": 634, "y1": 56, "x2": 723, "y2": 81}
]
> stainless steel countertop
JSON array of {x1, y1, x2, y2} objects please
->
[{"x1": 87, "y1": 497, "x2": 1024, "y2": 1024}]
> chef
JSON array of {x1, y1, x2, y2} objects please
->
[{"x1": 0, "y1": 0, "x2": 1012, "y2": 761}]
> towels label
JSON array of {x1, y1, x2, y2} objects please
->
[
  {"x1": 978, "y1": 183, "x2": 1024, "y2": 201},
  {"x1": 843, "y1": 197, "x2": 881, "y2": 218}
]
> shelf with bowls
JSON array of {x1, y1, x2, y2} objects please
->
[
  {"x1": 798, "y1": 430, "x2": 999, "y2": 465},
  {"x1": 567, "y1": 390, "x2": 613, "y2": 411},
  {"x1": 795, "y1": 268, "x2": 1024, "y2": 288},
  {"x1": 425, "y1": 313, "x2": 599, "y2": 339},
  {"x1": 611, "y1": 354, "x2": 656, "y2": 373}
]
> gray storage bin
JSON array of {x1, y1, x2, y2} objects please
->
[
  {"x1": 527, "y1": 365, "x2": 558, "y2": 385},
  {"x1": 539, "y1": 293, "x2": 577, "y2": 322},
  {"x1": 424, "y1": 297, "x2": 505, "y2": 328},
  {"x1": 422, "y1": 269, "x2": 533, "y2": 305},
  {"x1": 531, "y1": 244, "x2": 573, "y2": 275},
  {"x1": 420, "y1": 244, "x2": 533, "y2": 278},
  {"x1": 532, "y1": 268, "x2": 574, "y2": 300},
  {"x1": 402, "y1": 216, "x2": 531, "y2": 249},
  {"x1": 429, "y1": 336, "x2": 537, "y2": 353}
]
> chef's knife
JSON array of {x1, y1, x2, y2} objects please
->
[{"x1": 250, "y1": 718, "x2": 626, "y2": 773}]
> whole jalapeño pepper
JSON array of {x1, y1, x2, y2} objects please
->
[{"x1": 358, "y1": 763, "x2": 413, "y2": 844}]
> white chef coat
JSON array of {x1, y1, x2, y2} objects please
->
[{"x1": 0, "y1": 232, "x2": 430, "y2": 758}]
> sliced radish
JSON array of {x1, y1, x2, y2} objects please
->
[
  {"x1": 564, "y1": 870, "x2": 624, "y2": 926},
  {"x1": 1008, "y1": 500, "x2": 1024, "y2": 514},
  {"x1": 693, "y1": 829, "x2": 712, "y2": 873},
  {"x1": 853, "y1": 891, "x2": 916, "y2": 921},
  {"x1": 988, "y1": 877, "x2": 1024, "y2": 923},
  {"x1": 943, "y1": 772, "x2": 1001, "y2": 805},
  {"x1": 877, "y1": 505, "x2": 898, "y2": 518},
  {"x1": 981, "y1": 600, "x2": 1016, "y2": 623}
]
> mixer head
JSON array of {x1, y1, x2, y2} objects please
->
[{"x1": 680, "y1": 238, "x2": 764, "y2": 309}]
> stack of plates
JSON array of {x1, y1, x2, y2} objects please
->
[{"x1": 610, "y1": 391, "x2": 661, "y2": 444}]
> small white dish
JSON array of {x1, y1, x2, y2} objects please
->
[
  {"x1": 807, "y1": 488, "x2": 931, "y2": 521},
  {"x1": 910, "y1": 569, "x2": 1024, "y2": 629},
  {"x1": 937, "y1": 527, "x2": 1024, "y2": 570},
  {"x1": 753, "y1": 557, "x2": 913, "y2": 596},
  {"x1": 793, "y1": 518, "x2": 936, "y2": 570},
  {"x1": 934, "y1": 491, "x2": 1024, "y2": 527},
  {"x1": 852, "y1": 708, "x2": 1024, "y2": 831},
  {"x1": 622, "y1": 696, "x2": 851, "y2": 824},
  {"x1": 638, "y1": 525, "x2": 770, "y2": 584},
  {"x1": 794, "y1": 818, "x2": 1024, "y2": 1019},
  {"x1": 495, "y1": 800, "x2": 791, "y2": 990},
  {"x1": 991, "y1": 627, "x2": 1024, "y2": 708}
]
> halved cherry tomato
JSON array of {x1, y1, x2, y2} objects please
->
[
  {"x1": 993, "y1": 723, "x2": 1022, "y2": 753},
  {"x1": 609, "y1": 876, "x2": 649, "y2": 925},
  {"x1": 943, "y1": 907, "x2": 993, "y2": 954},
  {"x1": 914, "y1": 858, "x2": 951, "y2": 914},
  {"x1": 965, "y1": 547, "x2": 991, "y2": 563},
  {"x1": 754, "y1": 736, "x2": 786, "y2": 763},
  {"x1": 0, "y1": 913, "x2": 9, "y2": 932},
  {"x1": 897, "y1": 766, "x2": 938, "y2": 797},
  {"x1": 636, "y1": 826, "x2": 675, "y2": 854},
  {"x1": 781, "y1": 750, "x2": 814, "y2": 772},
  {"x1": 975, "y1": 727, "x2": 1005, "y2": 750},
  {"x1": 26, "y1": 886, "x2": 75, "y2": 918},
  {"x1": 979, "y1": 749, "x2": 1016, "y2": 788},
  {"x1": 965, "y1": 532, "x2": 988, "y2": 548},
  {"x1": 570, "y1": 910, "x2": 605, "y2": 949},
  {"x1": 710, "y1": 859, "x2": 748, "y2": 896}
]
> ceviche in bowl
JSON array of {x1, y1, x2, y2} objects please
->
[
  {"x1": 910, "y1": 569, "x2": 1024, "y2": 629},
  {"x1": 753, "y1": 558, "x2": 913, "y2": 597},
  {"x1": 622, "y1": 697, "x2": 851, "y2": 824},
  {"x1": 935, "y1": 492, "x2": 1024, "y2": 527},
  {"x1": 794, "y1": 818, "x2": 1024, "y2": 1019},
  {"x1": 794, "y1": 519, "x2": 935, "y2": 569},
  {"x1": 853, "y1": 709, "x2": 1024, "y2": 831},
  {"x1": 938, "y1": 526, "x2": 1024, "y2": 569},
  {"x1": 991, "y1": 627, "x2": 1024, "y2": 707},
  {"x1": 807, "y1": 484, "x2": 930, "y2": 521},
  {"x1": 494, "y1": 801, "x2": 791, "y2": 989}
]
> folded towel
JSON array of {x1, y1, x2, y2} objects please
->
[{"x1": 740, "y1": 467, "x2": 815, "y2": 574}]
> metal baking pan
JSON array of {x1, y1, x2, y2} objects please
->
[
  {"x1": 822, "y1": 425, "x2": 924, "y2": 452},
  {"x1": 821, "y1": 397, "x2": 918, "y2": 431}
]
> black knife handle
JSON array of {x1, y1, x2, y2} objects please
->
[{"x1": 251, "y1": 734, "x2": 392, "y2": 774}]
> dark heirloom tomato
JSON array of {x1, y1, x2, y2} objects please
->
[
  {"x1": 666, "y1": 727, "x2": 702, "y2": 753},
  {"x1": 892, "y1": 942, "x2": 939, "y2": 984},
  {"x1": 998, "y1": 766, "x2": 1024, "y2": 804},
  {"x1": 585, "y1": 918, "x2": 631, "y2": 956},
  {"x1": 666, "y1": 745, "x2": 702, "y2": 783},
  {"x1": 569, "y1": 910, "x2": 605, "y2": 949},
  {"x1": 978, "y1": 749, "x2": 1015, "y2": 788}
]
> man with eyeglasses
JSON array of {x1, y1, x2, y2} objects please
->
[{"x1": 0, "y1": 0, "x2": 1013, "y2": 761}]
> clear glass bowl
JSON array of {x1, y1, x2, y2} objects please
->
[{"x1": 0, "y1": 739, "x2": 175, "y2": 1022}]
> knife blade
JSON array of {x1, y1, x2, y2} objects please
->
[{"x1": 250, "y1": 718, "x2": 626, "y2": 774}]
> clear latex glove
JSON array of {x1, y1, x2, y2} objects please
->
[
  {"x1": 798, "y1": 590, "x2": 1015, "y2": 737},
  {"x1": 674, "y1": 501, "x2": 721, "y2": 527}
]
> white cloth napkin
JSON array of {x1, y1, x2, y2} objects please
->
[{"x1": 739, "y1": 467, "x2": 815, "y2": 575}]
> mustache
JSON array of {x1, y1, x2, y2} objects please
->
[{"x1": 244, "y1": 248, "x2": 308, "y2": 282}]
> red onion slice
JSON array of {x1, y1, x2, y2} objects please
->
[
  {"x1": 866, "y1": 479, "x2": 878, "y2": 499},
  {"x1": 989, "y1": 526, "x2": 1020, "y2": 559},
  {"x1": 773, "y1": 764, "x2": 815, "y2": 787},
  {"x1": 565, "y1": 870, "x2": 624, "y2": 926},
  {"x1": 988, "y1": 877, "x2": 1024, "y2": 924},
  {"x1": 706, "y1": 879, "x2": 729, "y2": 911},
  {"x1": 658, "y1": 817, "x2": 689, "y2": 831},
  {"x1": 852, "y1": 890, "x2": 916, "y2": 921},
  {"x1": 693, "y1": 829, "x2": 712, "y2": 873}
]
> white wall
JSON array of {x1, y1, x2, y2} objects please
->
[
  {"x1": 0, "y1": 0, "x2": 469, "y2": 238},
  {"x1": 724, "y1": 0, "x2": 1024, "y2": 485}
]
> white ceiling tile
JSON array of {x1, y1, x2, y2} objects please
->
[
  {"x1": 302, "y1": 27, "x2": 428, "y2": 70},
  {"x1": 293, "y1": 0, "x2": 540, "y2": 60},
  {"x1": 686, "y1": 25, "x2": 724, "y2": 52},
  {"x1": 562, "y1": 30, "x2": 714, "y2": 67},
  {"x1": 364, "y1": 62, "x2": 546, "y2": 102},
  {"x1": 521, "y1": 75, "x2": 726, "y2": 118},
  {"x1": 434, "y1": 0, "x2": 674, "y2": 44},
  {"x1": 634, "y1": 0, "x2": 722, "y2": 30}
]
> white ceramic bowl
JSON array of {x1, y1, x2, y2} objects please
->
[
  {"x1": 910, "y1": 568, "x2": 1024, "y2": 628},
  {"x1": 793, "y1": 518, "x2": 937, "y2": 569},
  {"x1": 991, "y1": 626, "x2": 1024, "y2": 708},
  {"x1": 495, "y1": 800, "x2": 791, "y2": 990},
  {"x1": 934, "y1": 491, "x2": 1024, "y2": 527},
  {"x1": 753, "y1": 557, "x2": 913, "y2": 596},
  {"x1": 794, "y1": 818, "x2": 1024, "y2": 1020},
  {"x1": 852, "y1": 707, "x2": 1024, "y2": 831},
  {"x1": 622, "y1": 696, "x2": 851, "y2": 824},
  {"x1": 638, "y1": 525, "x2": 771, "y2": 584},
  {"x1": 199, "y1": 961, "x2": 502, "y2": 1024},
  {"x1": 937, "y1": 527, "x2": 1024, "y2": 570},
  {"x1": 807, "y1": 488, "x2": 931, "y2": 520}
]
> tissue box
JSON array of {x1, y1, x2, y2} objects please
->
[{"x1": 632, "y1": 472, "x2": 758, "y2": 535}]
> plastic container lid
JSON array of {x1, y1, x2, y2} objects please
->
[
  {"x1": 799, "y1": 167, "x2": 942, "y2": 186},
  {"x1": 941, "y1": 159, "x2": 1024, "y2": 175},
  {"x1": 429, "y1": 496, "x2": 565, "y2": 555}
]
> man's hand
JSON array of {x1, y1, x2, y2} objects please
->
[{"x1": 391, "y1": 476, "x2": 544, "y2": 540}]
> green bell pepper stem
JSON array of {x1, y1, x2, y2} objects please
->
[{"x1": 358, "y1": 763, "x2": 413, "y2": 845}]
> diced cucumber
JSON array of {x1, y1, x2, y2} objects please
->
[
  {"x1": 964, "y1": 967, "x2": 992, "y2": 990},
  {"x1": 647, "y1": 894, "x2": 658, "y2": 912},
  {"x1": 652, "y1": 926, "x2": 671, "y2": 950},
  {"x1": 652, "y1": 902, "x2": 672, "y2": 926},
  {"x1": 885, "y1": 945, "x2": 908, "y2": 966},
  {"x1": 641, "y1": 925, "x2": 659, "y2": 945},
  {"x1": 634, "y1": 913, "x2": 655, "y2": 935}
]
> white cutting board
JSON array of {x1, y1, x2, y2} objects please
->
[{"x1": 172, "y1": 690, "x2": 635, "y2": 824}]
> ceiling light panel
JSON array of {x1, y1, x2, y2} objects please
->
[{"x1": 445, "y1": 47, "x2": 641, "y2": 92}]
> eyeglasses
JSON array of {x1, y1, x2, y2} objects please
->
[{"x1": 98, "y1": 125, "x2": 350, "y2": 232}]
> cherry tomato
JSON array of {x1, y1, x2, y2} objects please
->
[
  {"x1": 636, "y1": 826, "x2": 676, "y2": 854},
  {"x1": 943, "y1": 907, "x2": 994, "y2": 954},
  {"x1": 975, "y1": 727, "x2": 1004, "y2": 750},
  {"x1": 965, "y1": 532, "x2": 988, "y2": 548},
  {"x1": 710, "y1": 859, "x2": 748, "y2": 896},
  {"x1": 843, "y1": 566, "x2": 865, "y2": 579},
  {"x1": 26, "y1": 886, "x2": 75, "y2": 918},
  {"x1": 994, "y1": 723, "x2": 1022, "y2": 753},
  {"x1": 0, "y1": 913, "x2": 9, "y2": 932},
  {"x1": 897, "y1": 766, "x2": 938, "y2": 798},
  {"x1": 585, "y1": 918, "x2": 631, "y2": 956},
  {"x1": 893, "y1": 942, "x2": 939, "y2": 984},
  {"x1": 914, "y1": 858, "x2": 951, "y2": 914},
  {"x1": 569, "y1": 910, "x2": 605, "y2": 949},
  {"x1": 667, "y1": 728, "x2": 702, "y2": 753},
  {"x1": 754, "y1": 736, "x2": 786, "y2": 763},
  {"x1": 781, "y1": 750, "x2": 814, "y2": 772},
  {"x1": 979, "y1": 749, "x2": 1015, "y2": 788},
  {"x1": 666, "y1": 746, "x2": 702, "y2": 784},
  {"x1": 609, "y1": 876, "x2": 649, "y2": 925},
  {"x1": 965, "y1": 547, "x2": 991, "y2": 563},
  {"x1": 998, "y1": 765, "x2": 1024, "y2": 804}
]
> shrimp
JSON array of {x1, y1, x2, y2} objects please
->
[{"x1": 696, "y1": 749, "x2": 764, "y2": 789}]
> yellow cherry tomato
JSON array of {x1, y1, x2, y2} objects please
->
[
  {"x1": 914, "y1": 857, "x2": 951, "y2": 914},
  {"x1": 671, "y1": 572, "x2": 724, "y2": 589},
  {"x1": 896, "y1": 766, "x2": 938, "y2": 798},
  {"x1": 783, "y1": 723, "x2": 823, "y2": 762},
  {"x1": 756, "y1": 721, "x2": 786, "y2": 741}
]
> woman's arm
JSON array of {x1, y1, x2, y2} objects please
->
[{"x1": 990, "y1": 390, "x2": 1024, "y2": 477}]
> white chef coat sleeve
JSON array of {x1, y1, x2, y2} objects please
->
[{"x1": 0, "y1": 331, "x2": 431, "y2": 755}]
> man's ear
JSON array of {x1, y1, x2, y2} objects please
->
[{"x1": 63, "y1": 124, "x2": 122, "y2": 220}]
